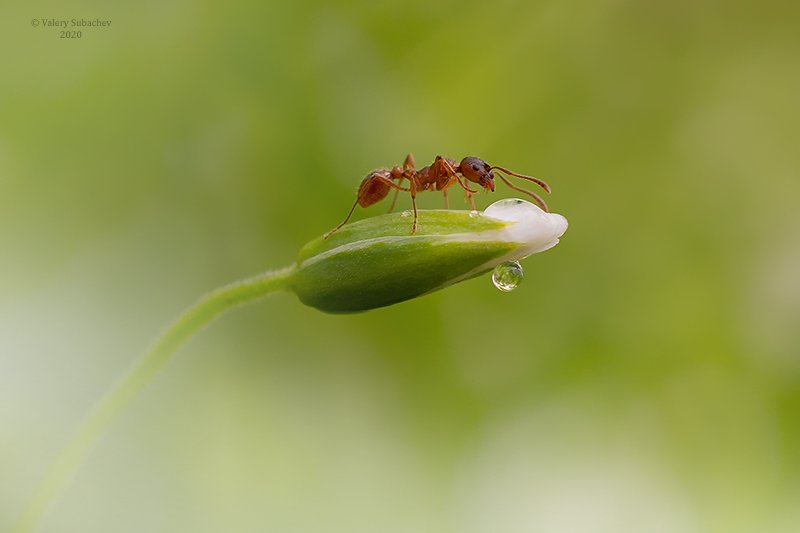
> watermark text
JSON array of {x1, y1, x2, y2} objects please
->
[{"x1": 31, "y1": 18, "x2": 112, "y2": 38}]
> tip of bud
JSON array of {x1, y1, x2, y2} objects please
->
[{"x1": 483, "y1": 198, "x2": 568, "y2": 255}]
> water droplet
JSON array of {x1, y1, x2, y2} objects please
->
[
  {"x1": 469, "y1": 210, "x2": 480, "y2": 218},
  {"x1": 492, "y1": 260, "x2": 524, "y2": 292},
  {"x1": 400, "y1": 210, "x2": 412, "y2": 217}
]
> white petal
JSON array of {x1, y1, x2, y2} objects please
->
[
  {"x1": 483, "y1": 198, "x2": 569, "y2": 256},
  {"x1": 439, "y1": 199, "x2": 568, "y2": 289}
]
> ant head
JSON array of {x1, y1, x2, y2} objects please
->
[{"x1": 459, "y1": 157, "x2": 495, "y2": 191}]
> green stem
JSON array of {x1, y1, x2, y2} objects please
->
[{"x1": 13, "y1": 266, "x2": 296, "y2": 533}]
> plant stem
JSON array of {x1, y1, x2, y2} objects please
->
[{"x1": 13, "y1": 266, "x2": 296, "y2": 533}]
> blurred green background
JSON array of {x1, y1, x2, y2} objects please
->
[{"x1": 2, "y1": 1, "x2": 799, "y2": 532}]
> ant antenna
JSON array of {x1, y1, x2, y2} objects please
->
[
  {"x1": 496, "y1": 175, "x2": 548, "y2": 212},
  {"x1": 490, "y1": 166, "x2": 551, "y2": 193},
  {"x1": 490, "y1": 166, "x2": 551, "y2": 212}
]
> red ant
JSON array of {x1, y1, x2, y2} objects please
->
[{"x1": 324, "y1": 154, "x2": 551, "y2": 238}]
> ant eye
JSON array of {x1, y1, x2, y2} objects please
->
[{"x1": 472, "y1": 164, "x2": 480, "y2": 171}]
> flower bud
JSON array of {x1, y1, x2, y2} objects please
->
[{"x1": 292, "y1": 199, "x2": 568, "y2": 313}]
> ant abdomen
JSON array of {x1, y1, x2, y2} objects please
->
[{"x1": 357, "y1": 171, "x2": 393, "y2": 208}]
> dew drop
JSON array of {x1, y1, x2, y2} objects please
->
[
  {"x1": 400, "y1": 210, "x2": 412, "y2": 217},
  {"x1": 492, "y1": 260, "x2": 524, "y2": 292},
  {"x1": 468, "y1": 210, "x2": 480, "y2": 218}
]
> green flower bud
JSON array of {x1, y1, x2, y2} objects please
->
[{"x1": 292, "y1": 199, "x2": 568, "y2": 313}]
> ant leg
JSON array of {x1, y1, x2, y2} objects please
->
[
  {"x1": 324, "y1": 197, "x2": 361, "y2": 239},
  {"x1": 374, "y1": 175, "x2": 410, "y2": 193},
  {"x1": 410, "y1": 180, "x2": 418, "y2": 234},
  {"x1": 442, "y1": 187, "x2": 449, "y2": 209},
  {"x1": 455, "y1": 175, "x2": 476, "y2": 194},
  {"x1": 326, "y1": 175, "x2": 410, "y2": 239},
  {"x1": 387, "y1": 155, "x2": 416, "y2": 213},
  {"x1": 433, "y1": 156, "x2": 477, "y2": 208},
  {"x1": 387, "y1": 189, "x2": 400, "y2": 213},
  {"x1": 432, "y1": 155, "x2": 455, "y2": 177},
  {"x1": 465, "y1": 189, "x2": 476, "y2": 210},
  {"x1": 433, "y1": 155, "x2": 476, "y2": 194}
]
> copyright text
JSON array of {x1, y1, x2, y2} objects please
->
[{"x1": 31, "y1": 18, "x2": 112, "y2": 28}]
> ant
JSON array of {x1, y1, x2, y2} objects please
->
[{"x1": 324, "y1": 154, "x2": 551, "y2": 238}]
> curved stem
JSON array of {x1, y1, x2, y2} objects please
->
[{"x1": 13, "y1": 266, "x2": 296, "y2": 533}]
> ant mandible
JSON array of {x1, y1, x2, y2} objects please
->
[{"x1": 324, "y1": 154, "x2": 551, "y2": 239}]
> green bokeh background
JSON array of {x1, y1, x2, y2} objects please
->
[{"x1": 2, "y1": 1, "x2": 799, "y2": 532}]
